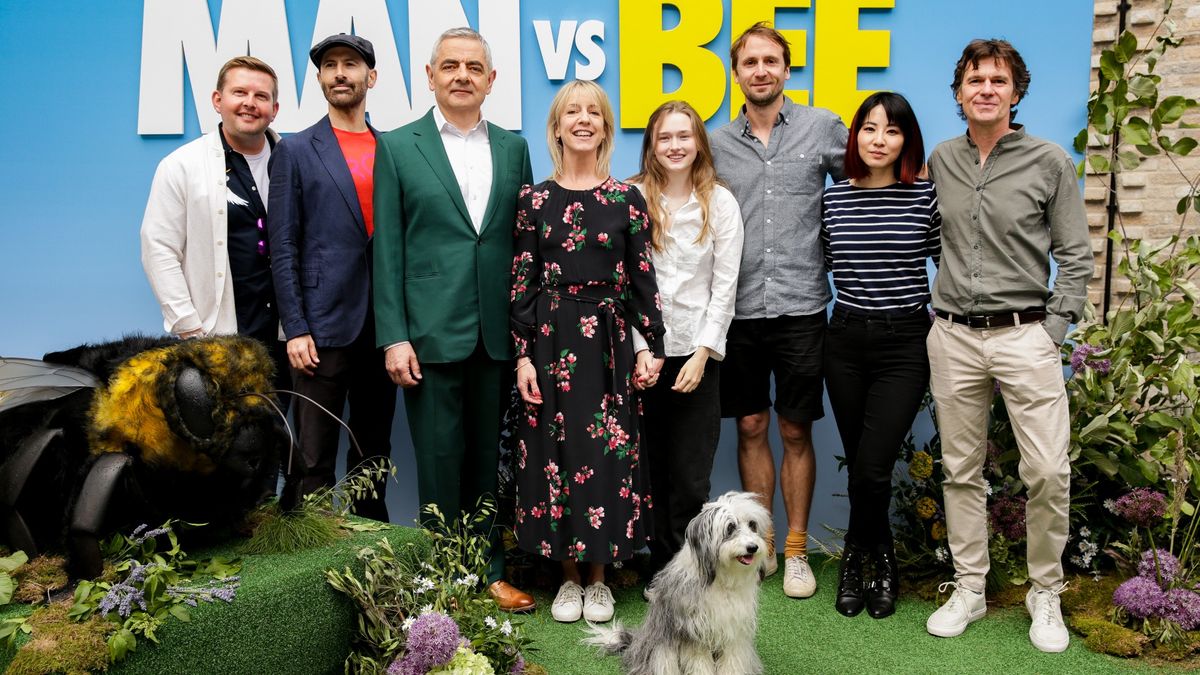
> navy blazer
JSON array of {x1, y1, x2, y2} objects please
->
[{"x1": 269, "y1": 116, "x2": 380, "y2": 348}]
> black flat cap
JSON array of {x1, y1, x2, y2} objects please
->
[{"x1": 309, "y1": 33, "x2": 376, "y2": 69}]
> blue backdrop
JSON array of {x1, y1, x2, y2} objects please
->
[{"x1": 0, "y1": 0, "x2": 1093, "y2": 539}]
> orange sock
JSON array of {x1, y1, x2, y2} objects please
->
[
  {"x1": 784, "y1": 530, "x2": 808, "y2": 559},
  {"x1": 766, "y1": 530, "x2": 776, "y2": 557}
]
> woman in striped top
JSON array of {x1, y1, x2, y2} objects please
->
[{"x1": 821, "y1": 91, "x2": 940, "y2": 620}]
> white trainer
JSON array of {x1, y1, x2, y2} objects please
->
[
  {"x1": 763, "y1": 552, "x2": 778, "y2": 578},
  {"x1": 551, "y1": 581, "x2": 584, "y2": 623},
  {"x1": 783, "y1": 555, "x2": 816, "y2": 598},
  {"x1": 926, "y1": 582, "x2": 987, "y2": 637},
  {"x1": 583, "y1": 582, "x2": 615, "y2": 622},
  {"x1": 1026, "y1": 583, "x2": 1070, "y2": 653}
]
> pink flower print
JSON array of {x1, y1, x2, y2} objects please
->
[
  {"x1": 550, "y1": 504, "x2": 564, "y2": 520},
  {"x1": 519, "y1": 185, "x2": 533, "y2": 199},
  {"x1": 543, "y1": 261, "x2": 562, "y2": 285},
  {"x1": 570, "y1": 539, "x2": 587, "y2": 561},
  {"x1": 545, "y1": 460, "x2": 560, "y2": 479},
  {"x1": 547, "y1": 412, "x2": 566, "y2": 442},
  {"x1": 518, "y1": 440, "x2": 527, "y2": 469},
  {"x1": 564, "y1": 202, "x2": 583, "y2": 225},
  {"x1": 515, "y1": 507, "x2": 525, "y2": 524},
  {"x1": 609, "y1": 543, "x2": 620, "y2": 559},
  {"x1": 629, "y1": 205, "x2": 648, "y2": 234},
  {"x1": 512, "y1": 333, "x2": 528, "y2": 358},
  {"x1": 578, "y1": 315, "x2": 598, "y2": 338},
  {"x1": 538, "y1": 540, "x2": 552, "y2": 557},
  {"x1": 593, "y1": 189, "x2": 609, "y2": 206},
  {"x1": 544, "y1": 349, "x2": 578, "y2": 392},
  {"x1": 587, "y1": 506, "x2": 606, "y2": 529},
  {"x1": 530, "y1": 189, "x2": 549, "y2": 210},
  {"x1": 573, "y1": 466, "x2": 594, "y2": 484},
  {"x1": 619, "y1": 476, "x2": 633, "y2": 499},
  {"x1": 510, "y1": 251, "x2": 533, "y2": 301},
  {"x1": 568, "y1": 284, "x2": 582, "y2": 295},
  {"x1": 525, "y1": 403, "x2": 539, "y2": 428},
  {"x1": 626, "y1": 520, "x2": 635, "y2": 540},
  {"x1": 596, "y1": 231, "x2": 612, "y2": 249},
  {"x1": 531, "y1": 504, "x2": 546, "y2": 519},
  {"x1": 654, "y1": 291, "x2": 662, "y2": 311},
  {"x1": 540, "y1": 323, "x2": 554, "y2": 336}
]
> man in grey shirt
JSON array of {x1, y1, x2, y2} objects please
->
[
  {"x1": 924, "y1": 39, "x2": 1092, "y2": 653},
  {"x1": 710, "y1": 21, "x2": 847, "y2": 600}
]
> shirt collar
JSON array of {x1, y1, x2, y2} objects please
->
[
  {"x1": 738, "y1": 97, "x2": 792, "y2": 139},
  {"x1": 965, "y1": 123, "x2": 1025, "y2": 148},
  {"x1": 218, "y1": 122, "x2": 275, "y2": 156},
  {"x1": 432, "y1": 105, "x2": 489, "y2": 139}
]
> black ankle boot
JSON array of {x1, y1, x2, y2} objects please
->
[
  {"x1": 835, "y1": 545, "x2": 867, "y2": 617},
  {"x1": 866, "y1": 546, "x2": 899, "y2": 619}
]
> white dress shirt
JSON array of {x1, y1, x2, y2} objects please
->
[
  {"x1": 432, "y1": 106, "x2": 492, "y2": 232},
  {"x1": 632, "y1": 183, "x2": 744, "y2": 359}
]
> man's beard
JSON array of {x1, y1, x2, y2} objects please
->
[
  {"x1": 322, "y1": 81, "x2": 367, "y2": 110},
  {"x1": 745, "y1": 84, "x2": 783, "y2": 108}
]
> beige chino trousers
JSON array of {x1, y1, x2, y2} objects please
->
[{"x1": 927, "y1": 316, "x2": 1070, "y2": 592}]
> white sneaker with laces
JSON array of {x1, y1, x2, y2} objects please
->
[
  {"x1": 583, "y1": 582, "x2": 615, "y2": 622},
  {"x1": 926, "y1": 582, "x2": 986, "y2": 637},
  {"x1": 783, "y1": 555, "x2": 816, "y2": 598},
  {"x1": 1026, "y1": 583, "x2": 1070, "y2": 653},
  {"x1": 551, "y1": 581, "x2": 584, "y2": 623}
]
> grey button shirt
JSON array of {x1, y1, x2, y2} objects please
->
[
  {"x1": 928, "y1": 125, "x2": 1093, "y2": 343},
  {"x1": 711, "y1": 98, "x2": 848, "y2": 319}
]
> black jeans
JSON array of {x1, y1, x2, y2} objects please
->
[
  {"x1": 823, "y1": 305, "x2": 930, "y2": 549},
  {"x1": 643, "y1": 355, "x2": 721, "y2": 572}
]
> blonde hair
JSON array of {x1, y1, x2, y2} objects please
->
[
  {"x1": 629, "y1": 101, "x2": 721, "y2": 253},
  {"x1": 216, "y1": 56, "x2": 278, "y2": 101},
  {"x1": 546, "y1": 80, "x2": 616, "y2": 181}
]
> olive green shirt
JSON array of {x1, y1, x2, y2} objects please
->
[{"x1": 928, "y1": 125, "x2": 1093, "y2": 343}]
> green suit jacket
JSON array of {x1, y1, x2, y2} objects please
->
[{"x1": 373, "y1": 109, "x2": 533, "y2": 363}]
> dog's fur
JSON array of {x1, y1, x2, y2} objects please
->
[{"x1": 585, "y1": 491, "x2": 771, "y2": 675}]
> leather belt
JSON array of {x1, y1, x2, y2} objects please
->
[{"x1": 934, "y1": 309, "x2": 1045, "y2": 329}]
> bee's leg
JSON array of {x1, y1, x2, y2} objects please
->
[
  {"x1": 0, "y1": 427, "x2": 62, "y2": 557},
  {"x1": 68, "y1": 453, "x2": 134, "y2": 578}
]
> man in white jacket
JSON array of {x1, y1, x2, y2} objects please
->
[{"x1": 141, "y1": 56, "x2": 288, "y2": 391}]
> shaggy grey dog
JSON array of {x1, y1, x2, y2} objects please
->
[{"x1": 585, "y1": 491, "x2": 771, "y2": 674}]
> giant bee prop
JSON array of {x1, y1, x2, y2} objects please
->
[{"x1": 0, "y1": 335, "x2": 282, "y2": 577}]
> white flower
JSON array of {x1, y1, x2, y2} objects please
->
[
  {"x1": 484, "y1": 616, "x2": 497, "y2": 629},
  {"x1": 1079, "y1": 526, "x2": 1091, "y2": 538},
  {"x1": 934, "y1": 546, "x2": 949, "y2": 563},
  {"x1": 455, "y1": 573, "x2": 480, "y2": 587},
  {"x1": 983, "y1": 480, "x2": 993, "y2": 497},
  {"x1": 402, "y1": 617, "x2": 416, "y2": 632},
  {"x1": 1103, "y1": 498, "x2": 1116, "y2": 513},
  {"x1": 421, "y1": 604, "x2": 434, "y2": 614},
  {"x1": 501, "y1": 620, "x2": 513, "y2": 636}
]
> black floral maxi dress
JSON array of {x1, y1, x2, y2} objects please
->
[{"x1": 510, "y1": 178, "x2": 665, "y2": 563}]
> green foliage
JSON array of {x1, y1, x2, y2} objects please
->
[
  {"x1": 3, "y1": 602, "x2": 111, "y2": 675},
  {"x1": 0, "y1": 551, "x2": 28, "y2": 605},
  {"x1": 326, "y1": 499, "x2": 532, "y2": 674},
  {"x1": 301, "y1": 457, "x2": 397, "y2": 519},
  {"x1": 241, "y1": 502, "x2": 342, "y2": 555}
]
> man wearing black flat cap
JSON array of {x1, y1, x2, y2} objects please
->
[{"x1": 269, "y1": 33, "x2": 397, "y2": 519}]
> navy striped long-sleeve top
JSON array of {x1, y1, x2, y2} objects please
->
[{"x1": 820, "y1": 179, "x2": 941, "y2": 313}]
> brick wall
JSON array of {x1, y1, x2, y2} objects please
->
[{"x1": 1086, "y1": 0, "x2": 1200, "y2": 308}]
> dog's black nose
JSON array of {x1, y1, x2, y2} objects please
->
[{"x1": 747, "y1": 543, "x2": 758, "y2": 554}]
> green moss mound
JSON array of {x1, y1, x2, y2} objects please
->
[{"x1": 6, "y1": 602, "x2": 111, "y2": 675}]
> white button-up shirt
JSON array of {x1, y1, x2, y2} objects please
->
[
  {"x1": 433, "y1": 106, "x2": 492, "y2": 232},
  {"x1": 633, "y1": 184, "x2": 744, "y2": 359}
]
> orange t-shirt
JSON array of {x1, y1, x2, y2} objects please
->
[{"x1": 332, "y1": 127, "x2": 377, "y2": 236}]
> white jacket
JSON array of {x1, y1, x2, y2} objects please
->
[{"x1": 140, "y1": 130, "x2": 279, "y2": 336}]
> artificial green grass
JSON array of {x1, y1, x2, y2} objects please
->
[
  {"x1": 518, "y1": 554, "x2": 1151, "y2": 674},
  {"x1": 1, "y1": 523, "x2": 428, "y2": 674}
]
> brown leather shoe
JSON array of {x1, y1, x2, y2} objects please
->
[{"x1": 489, "y1": 580, "x2": 536, "y2": 613}]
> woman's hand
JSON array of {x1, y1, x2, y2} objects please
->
[
  {"x1": 516, "y1": 357, "x2": 542, "y2": 404},
  {"x1": 634, "y1": 350, "x2": 665, "y2": 390},
  {"x1": 672, "y1": 348, "x2": 710, "y2": 393}
]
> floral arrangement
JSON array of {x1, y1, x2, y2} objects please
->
[{"x1": 326, "y1": 499, "x2": 533, "y2": 674}]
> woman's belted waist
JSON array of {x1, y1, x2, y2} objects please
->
[{"x1": 544, "y1": 283, "x2": 625, "y2": 311}]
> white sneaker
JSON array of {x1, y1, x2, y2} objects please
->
[
  {"x1": 551, "y1": 581, "x2": 584, "y2": 623},
  {"x1": 583, "y1": 582, "x2": 615, "y2": 622},
  {"x1": 783, "y1": 555, "x2": 816, "y2": 598},
  {"x1": 926, "y1": 582, "x2": 986, "y2": 637},
  {"x1": 1026, "y1": 584, "x2": 1070, "y2": 653}
]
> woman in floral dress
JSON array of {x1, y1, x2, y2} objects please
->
[{"x1": 510, "y1": 80, "x2": 665, "y2": 624}]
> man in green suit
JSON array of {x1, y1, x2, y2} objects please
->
[{"x1": 373, "y1": 27, "x2": 534, "y2": 612}]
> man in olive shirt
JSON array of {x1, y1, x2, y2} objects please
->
[{"x1": 924, "y1": 39, "x2": 1092, "y2": 653}]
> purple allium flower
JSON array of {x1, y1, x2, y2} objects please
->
[
  {"x1": 1112, "y1": 488, "x2": 1168, "y2": 528},
  {"x1": 1162, "y1": 588, "x2": 1200, "y2": 630},
  {"x1": 1069, "y1": 343, "x2": 1111, "y2": 374},
  {"x1": 511, "y1": 652, "x2": 525, "y2": 674},
  {"x1": 1137, "y1": 549, "x2": 1181, "y2": 587},
  {"x1": 988, "y1": 494, "x2": 1027, "y2": 541},
  {"x1": 1113, "y1": 575, "x2": 1167, "y2": 619},
  {"x1": 397, "y1": 612, "x2": 459, "y2": 673}
]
